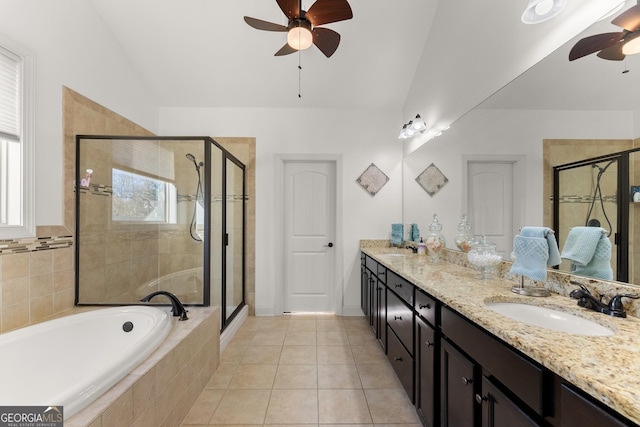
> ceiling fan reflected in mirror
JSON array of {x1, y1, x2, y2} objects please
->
[
  {"x1": 569, "y1": 1, "x2": 640, "y2": 61},
  {"x1": 244, "y1": 0, "x2": 353, "y2": 58}
]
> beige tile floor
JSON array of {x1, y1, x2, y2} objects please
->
[{"x1": 181, "y1": 315, "x2": 421, "y2": 427}]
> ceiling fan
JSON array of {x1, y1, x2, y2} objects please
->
[
  {"x1": 244, "y1": 0, "x2": 353, "y2": 58},
  {"x1": 569, "y1": 2, "x2": 640, "y2": 61}
]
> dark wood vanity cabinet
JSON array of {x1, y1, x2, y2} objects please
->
[
  {"x1": 559, "y1": 383, "x2": 632, "y2": 427},
  {"x1": 387, "y1": 273, "x2": 415, "y2": 402},
  {"x1": 360, "y1": 252, "x2": 640, "y2": 427},
  {"x1": 479, "y1": 376, "x2": 540, "y2": 427},
  {"x1": 440, "y1": 339, "x2": 477, "y2": 426},
  {"x1": 361, "y1": 255, "x2": 386, "y2": 351},
  {"x1": 415, "y1": 290, "x2": 438, "y2": 427}
]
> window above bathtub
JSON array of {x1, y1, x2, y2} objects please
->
[{"x1": 0, "y1": 35, "x2": 34, "y2": 239}]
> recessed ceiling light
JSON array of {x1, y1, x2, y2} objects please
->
[{"x1": 521, "y1": 0, "x2": 567, "y2": 24}]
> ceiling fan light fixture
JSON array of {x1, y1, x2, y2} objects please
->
[
  {"x1": 622, "y1": 33, "x2": 640, "y2": 55},
  {"x1": 521, "y1": 0, "x2": 567, "y2": 24},
  {"x1": 287, "y1": 22, "x2": 313, "y2": 50}
]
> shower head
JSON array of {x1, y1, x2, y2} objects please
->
[{"x1": 185, "y1": 153, "x2": 203, "y2": 171}]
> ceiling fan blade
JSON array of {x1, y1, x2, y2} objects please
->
[
  {"x1": 612, "y1": 4, "x2": 640, "y2": 32},
  {"x1": 275, "y1": 43, "x2": 298, "y2": 56},
  {"x1": 306, "y1": 0, "x2": 353, "y2": 26},
  {"x1": 312, "y1": 27, "x2": 340, "y2": 57},
  {"x1": 277, "y1": 0, "x2": 301, "y2": 19},
  {"x1": 244, "y1": 16, "x2": 287, "y2": 32},
  {"x1": 568, "y1": 32, "x2": 625, "y2": 61},
  {"x1": 597, "y1": 42, "x2": 626, "y2": 61}
]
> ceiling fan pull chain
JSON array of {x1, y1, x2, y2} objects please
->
[{"x1": 298, "y1": 50, "x2": 302, "y2": 98}]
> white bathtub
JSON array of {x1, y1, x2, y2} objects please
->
[{"x1": 0, "y1": 306, "x2": 171, "y2": 420}]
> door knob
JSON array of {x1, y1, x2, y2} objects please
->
[{"x1": 325, "y1": 242, "x2": 334, "y2": 247}]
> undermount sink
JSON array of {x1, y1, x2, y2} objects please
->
[{"x1": 485, "y1": 302, "x2": 615, "y2": 336}]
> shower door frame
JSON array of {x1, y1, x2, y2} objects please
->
[
  {"x1": 74, "y1": 135, "x2": 246, "y2": 331},
  {"x1": 553, "y1": 151, "x2": 629, "y2": 282}
]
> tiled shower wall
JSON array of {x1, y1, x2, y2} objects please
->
[{"x1": 0, "y1": 86, "x2": 256, "y2": 333}]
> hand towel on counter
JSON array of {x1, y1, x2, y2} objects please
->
[
  {"x1": 410, "y1": 223, "x2": 420, "y2": 242},
  {"x1": 519, "y1": 226, "x2": 561, "y2": 267},
  {"x1": 391, "y1": 223, "x2": 404, "y2": 246},
  {"x1": 509, "y1": 226, "x2": 560, "y2": 282},
  {"x1": 561, "y1": 227, "x2": 613, "y2": 281}
]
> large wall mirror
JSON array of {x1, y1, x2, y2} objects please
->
[{"x1": 402, "y1": 9, "x2": 640, "y2": 287}]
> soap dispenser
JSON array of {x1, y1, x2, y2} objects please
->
[
  {"x1": 425, "y1": 214, "x2": 446, "y2": 262},
  {"x1": 454, "y1": 214, "x2": 474, "y2": 253}
]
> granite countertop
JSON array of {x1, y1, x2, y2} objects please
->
[{"x1": 361, "y1": 246, "x2": 640, "y2": 425}]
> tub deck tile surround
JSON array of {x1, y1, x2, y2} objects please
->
[
  {"x1": 65, "y1": 306, "x2": 219, "y2": 427},
  {"x1": 361, "y1": 242, "x2": 640, "y2": 425}
]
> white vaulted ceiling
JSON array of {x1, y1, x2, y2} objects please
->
[{"x1": 87, "y1": 0, "x2": 630, "y2": 122}]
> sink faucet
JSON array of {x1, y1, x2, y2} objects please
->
[
  {"x1": 140, "y1": 291, "x2": 189, "y2": 320},
  {"x1": 569, "y1": 281, "x2": 638, "y2": 318}
]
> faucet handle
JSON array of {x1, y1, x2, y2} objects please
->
[{"x1": 608, "y1": 293, "x2": 640, "y2": 311}]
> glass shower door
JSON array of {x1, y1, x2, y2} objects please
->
[{"x1": 224, "y1": 157, "x2": 245, "y2": 325}]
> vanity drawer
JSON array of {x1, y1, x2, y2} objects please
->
[
  {"x1": 377, "y1": 264, "x2": 386, "y2": 283},
  {"x1": 415, "y1": 289, "x2": 436, "y2": 327},
  {"x1": 387, "y1": 270, "x2": 414, "y2": 305},
  {"x1": 387, "y1": 290, "x2": 414, "y2": 353},
  {"x1": 441, "y1": 307, "x2": 546, "y2": 416},
  {"x1": 387, "y1": 325, "x2": 414, "y2": 402},
  {"x1": 365, "y1": 255, "x2": 378, "y2": 275}
]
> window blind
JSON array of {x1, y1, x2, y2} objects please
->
[{"x1": 0, "y1": 46, "x2": 20, "y2": 141}]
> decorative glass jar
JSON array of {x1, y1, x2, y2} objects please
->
[
  {"x1": 454, "y1": 214, "x2": 474, "y2": 253},
  {"x1": 425, "y1": 214, "x2": 446, "y2": 262},
  {"x1": 467, "y1": 235, "x2": 502, "y2": 279}
]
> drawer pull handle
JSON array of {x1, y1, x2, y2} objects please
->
[
  {"x1": 425, "y1": 341, "x2": 434, "y2": 347},
  {"x1": 394, "y1": 357, "x2": 403, "y2": 362},
  {"x1": 395, "y1": 284, "x2": 402, "y2": 288},
  {"x1": 462, "y1": 377, "x2": 473, "y2": 385},
  {"x1": 419, "y1": 303, "x2": 430, "y2": 309},
  {"x1": 475, "y1": 394, "x2": 487, "y2": 404},
  {"x1": 394, "y1": 316, "x2": 402, "y2": 320}
]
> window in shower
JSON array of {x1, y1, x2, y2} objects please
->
[{"x1": 111, "y1": 168, "x2": 177, "y2": 224}]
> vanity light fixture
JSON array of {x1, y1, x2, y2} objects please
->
[
  {"x1": 398, "y1": 114, "x2": 427, "y2": 139},
  {"x1": 521, "y1": 0, "x2": 567, "y2": 24}
]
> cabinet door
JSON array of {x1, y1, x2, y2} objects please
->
[
  {"x1": 560, "y1": 384, "x2": 630, "y2": 427},
  {"x1": 416, "y1": 317, "x2": 437, "y2": 427},
  {"x1": 370, "y1": 273, "x2": 378, "y2": 333},
  {"x1": 377, "y1": 282, "x2": 386, "y2": 350},
  {"x1": 388, "y1": 325, "x2": 415, "y2": 402},
  {"x1": 361, "y1": 264, "x2": 369, "y2": 316},
  {"x1": 478, "y1": 377, "x2": 540, "y2": 427},
  {"x1": 441, "y1": 340, "x2": 477, "y2": 427}
]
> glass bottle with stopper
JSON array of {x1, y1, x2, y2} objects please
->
[
  {"x1": 425, "y1": 214, "x2": 446, "y2": 262},
  {"x1": 454, "y1": 214, "x2": 474, "y2": 253}
]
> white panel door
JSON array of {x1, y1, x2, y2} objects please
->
[
  {"x1": 283, "y1": 161, "x2": 336, "y2": 312},
  {"x1": 467, "y1": 161, "x2": 514, "y2": 258}
]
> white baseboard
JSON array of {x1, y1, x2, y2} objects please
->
[
  {"x1": 255, "y1": 305, "x2": 276, "y2": 316},
  {"x1": 220, "y1": 304, "x2": 248, "y2": 353},
  {"x1": 342, "y1": 305, "x2": 365, "y2": 316}
]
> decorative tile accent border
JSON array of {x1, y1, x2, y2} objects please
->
[
  {"x1": 549, "y1": 194, "x2": 616, "y2": 203},
  {"x1": 0, "y1": 235, "x2": 73, "y2": 255}
]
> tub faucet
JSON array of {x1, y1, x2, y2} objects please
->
[{"x1": 140, "y1": 291, "x2": 189, "y2": 321}]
